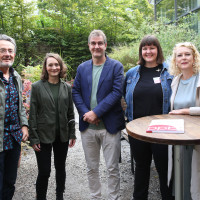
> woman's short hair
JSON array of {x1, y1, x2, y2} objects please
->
[
  {"x1": 138, "y1": 35, "x2": 164, "y2": 66},
  {"x1": 169, "y1": 42, "x2": 200, "y2": 76},
  {"x1": 41, "y1": 53, "x2": 67, "y2": 80}
]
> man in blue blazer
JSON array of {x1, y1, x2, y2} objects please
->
[{"x1": 72, "y1": 30, "x2": 125, "y2": 200}]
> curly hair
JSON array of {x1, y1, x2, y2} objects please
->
[
  {"x1": 169, "y1": 42, "x2": 200, "y2": 76},
  {"x1": 41, "y1": 53, "x2": 67, "y2": 80}
]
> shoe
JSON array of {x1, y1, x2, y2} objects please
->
[{"x1": 56, "y1": 193, "x2": 63, "y2": 200}]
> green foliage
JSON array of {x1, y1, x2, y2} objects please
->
[
  {"x1": 0, "y1": 0, "x2": 153, "y2": 78},
  {"x1": 136, "y1": 18, "x2": 200, "y2": 58},
  {"x1": 65, "y1": 64, "x2": 74, "y2": 82},
  {"x1": 109, "y1": 18, "x2": 200, "y2": 72},
  {"x1": 109, "y1": 44, "x2": 139, "y2": 72},
  {"x1": 1, "y1": 0, "x2": 199, "y2": 78},
  {"x1": 21, "y1": 65, "x2": 42, "y2": 83},
  {"x1": 0, "y1": 0, "x2": 37, "y2": 67}
]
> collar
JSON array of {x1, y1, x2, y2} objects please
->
[
  {"x1": 172, "y1": 73, "x2": 200, "y2": 87},
  {"x1": 0, "y1": 67, "x2": 14, "y2": 79},
  {"x1": 0, "y1": 70, "x2": 3, "y2": 79},
  {"x1": 91, "y1": 54, "x2": 108, "y2": 65},
  {"x1": 162, "y1": 62, "x2": 169, "y2": 70},
  {"x1": 9, "y1": 67, "x2": 14, "y2": 76},
  {"x1": 136, "y1": 62, "x2": 168, "y2": 74}
]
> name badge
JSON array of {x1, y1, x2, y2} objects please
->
[{"x1": 153, "y1": 77, "x2": 161, "y2": 84}]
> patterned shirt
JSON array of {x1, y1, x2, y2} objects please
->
[{"x1": 0, "y1": 68, "x2": 23, "y2": 150}]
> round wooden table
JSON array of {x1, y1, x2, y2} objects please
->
[{"x1": 126, "y1": 114, "x2": 200, "y2": 200}]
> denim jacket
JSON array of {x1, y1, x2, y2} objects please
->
[{"x1": 124, "y1": 62, "x2": 173, "y2": 122}]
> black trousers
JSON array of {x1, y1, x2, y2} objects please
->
[
  {"x1": 0, "y1": 140, "x2": 21, "y2": 200},
  {"x1": 129, "y1": 136, "x2": 173, "y2": 200},
  {"x1": 35, "y1": 137, "x2": 69, "y2": 200}
]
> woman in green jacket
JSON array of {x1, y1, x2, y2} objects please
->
[{"x1": 29, "y1": 53, "x2": 76, "y2": 200}]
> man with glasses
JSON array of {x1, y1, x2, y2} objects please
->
[
  {"x1": 72, "y1": 30, "x2": 125, "y2": 200},
  {"x1": 0, "y1": 34, "x2": 28, "y2": 200}
]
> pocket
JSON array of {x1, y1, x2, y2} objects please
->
[{"x1": 126, "y1": 78, "x2": 134, "y2": 94}]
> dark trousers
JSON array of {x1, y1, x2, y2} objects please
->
[
  {"x1": 129, "y1": 136, "x2": 173, "y2": 200},
  {"x1": 0, "y1": 140, "x2": 21, "y2": 200},
  {"x1": 35, "y1": 137, "x2": 69, "y2": 200}
]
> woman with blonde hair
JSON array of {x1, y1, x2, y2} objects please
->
[{"x1": 169, "y1": 42, "x2": 200, "y2": 199}]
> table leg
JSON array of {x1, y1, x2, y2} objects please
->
[{"x1": 174, "y1": 145, "x2": 182, "y2": 200}]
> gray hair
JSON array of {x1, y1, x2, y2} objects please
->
[
  {"x1": 0, "y1": 34, "x2": 17, "y2": 53},
  {"x1": 88, "y1": 30, "x2": 107, "y2": 44}
]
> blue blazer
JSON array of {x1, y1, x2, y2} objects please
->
[{"x1": 72, "y1": 56, "x2": 125, "y2": 134}]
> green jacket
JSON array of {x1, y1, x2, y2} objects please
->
[
  {"x1": 0, "y1": 70, "x2": 28, "y2": 152},
  {"x1": 29, "y1": 80, "x2": 76, "y2": 146}
]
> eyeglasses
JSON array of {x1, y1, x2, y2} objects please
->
[
  {"x1": 90, "y1": 41, "x2": 105, "y2": 47},
  {"x1": 0, "y1": 48, "x2": 15, "y2": 54}
]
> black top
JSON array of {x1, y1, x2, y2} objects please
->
[
  {"x1": 48, "y1": 81, "x2": 60, "y2": 133},
  {"x1": 133, "y1": 64, "x2": 163, "y2": 119}
]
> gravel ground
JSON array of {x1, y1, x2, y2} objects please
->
[{"x1": 13, "y1": 110, "x2": 161, "y2": 200}]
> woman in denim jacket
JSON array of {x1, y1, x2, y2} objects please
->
[{"x1": 124, "y1": 35, "x2": 174, "y2": 200}]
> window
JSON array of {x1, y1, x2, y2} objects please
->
[
  {"x1": 177, "y1": 0, "x2": 200, "y2": 17},
  {"x1": 187, "y1": 10, "x2": 200, "y2": 33},
  {"x1": 178, "y1": 9, "x2": 200, "y2": 33},
  {"x1": 155, "y1": 0, "x2": 200, "y2": 33},
  {"x1": 157, "y1": 0, "x2": 175, "y2": 22},
  {"x1": 177, "y1": 0, "x2": 190, "y2": 16},
  {"x1": 191, "y1": 0, "x2": 200, "y2": 9}
]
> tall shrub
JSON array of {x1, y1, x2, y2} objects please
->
[
  {"x1": 109, "y1": 18, "x2": 200, "y2": 72},
  {"x1": 21, "y1": 65, "x2": 42, "y2": 83}
]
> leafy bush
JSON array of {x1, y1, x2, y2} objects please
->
[
  {"x1": 108, "y1": 44, "x2": 139, "y2": 72},
  {"x1": 21, "y1": 65, "x2": 42, "y2": 83},
  {"x1": 109, "y1": 17, "x2": 200, "y2": 72},
  {"x1": 22, "y1": 79, "x2": 32, "y2": 119}
]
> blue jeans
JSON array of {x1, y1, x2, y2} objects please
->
[{"x1": 0, "y1": 140, "x2": 21, "y2": 200}]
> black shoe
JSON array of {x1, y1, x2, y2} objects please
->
[{"x1": 56, "y1": 193, "x2": 63, "y2": 200}]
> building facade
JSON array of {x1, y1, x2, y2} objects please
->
[{"x1": 154, "y1": 0, "x2": 200, "y2": 33}]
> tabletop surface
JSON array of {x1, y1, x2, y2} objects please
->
[{"x1": 126, "y1": 114, "x2": 200, "y2": 145}]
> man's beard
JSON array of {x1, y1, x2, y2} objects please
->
[{"x1": 0, "y1": 61, "x2": 13, "y2": 68}]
